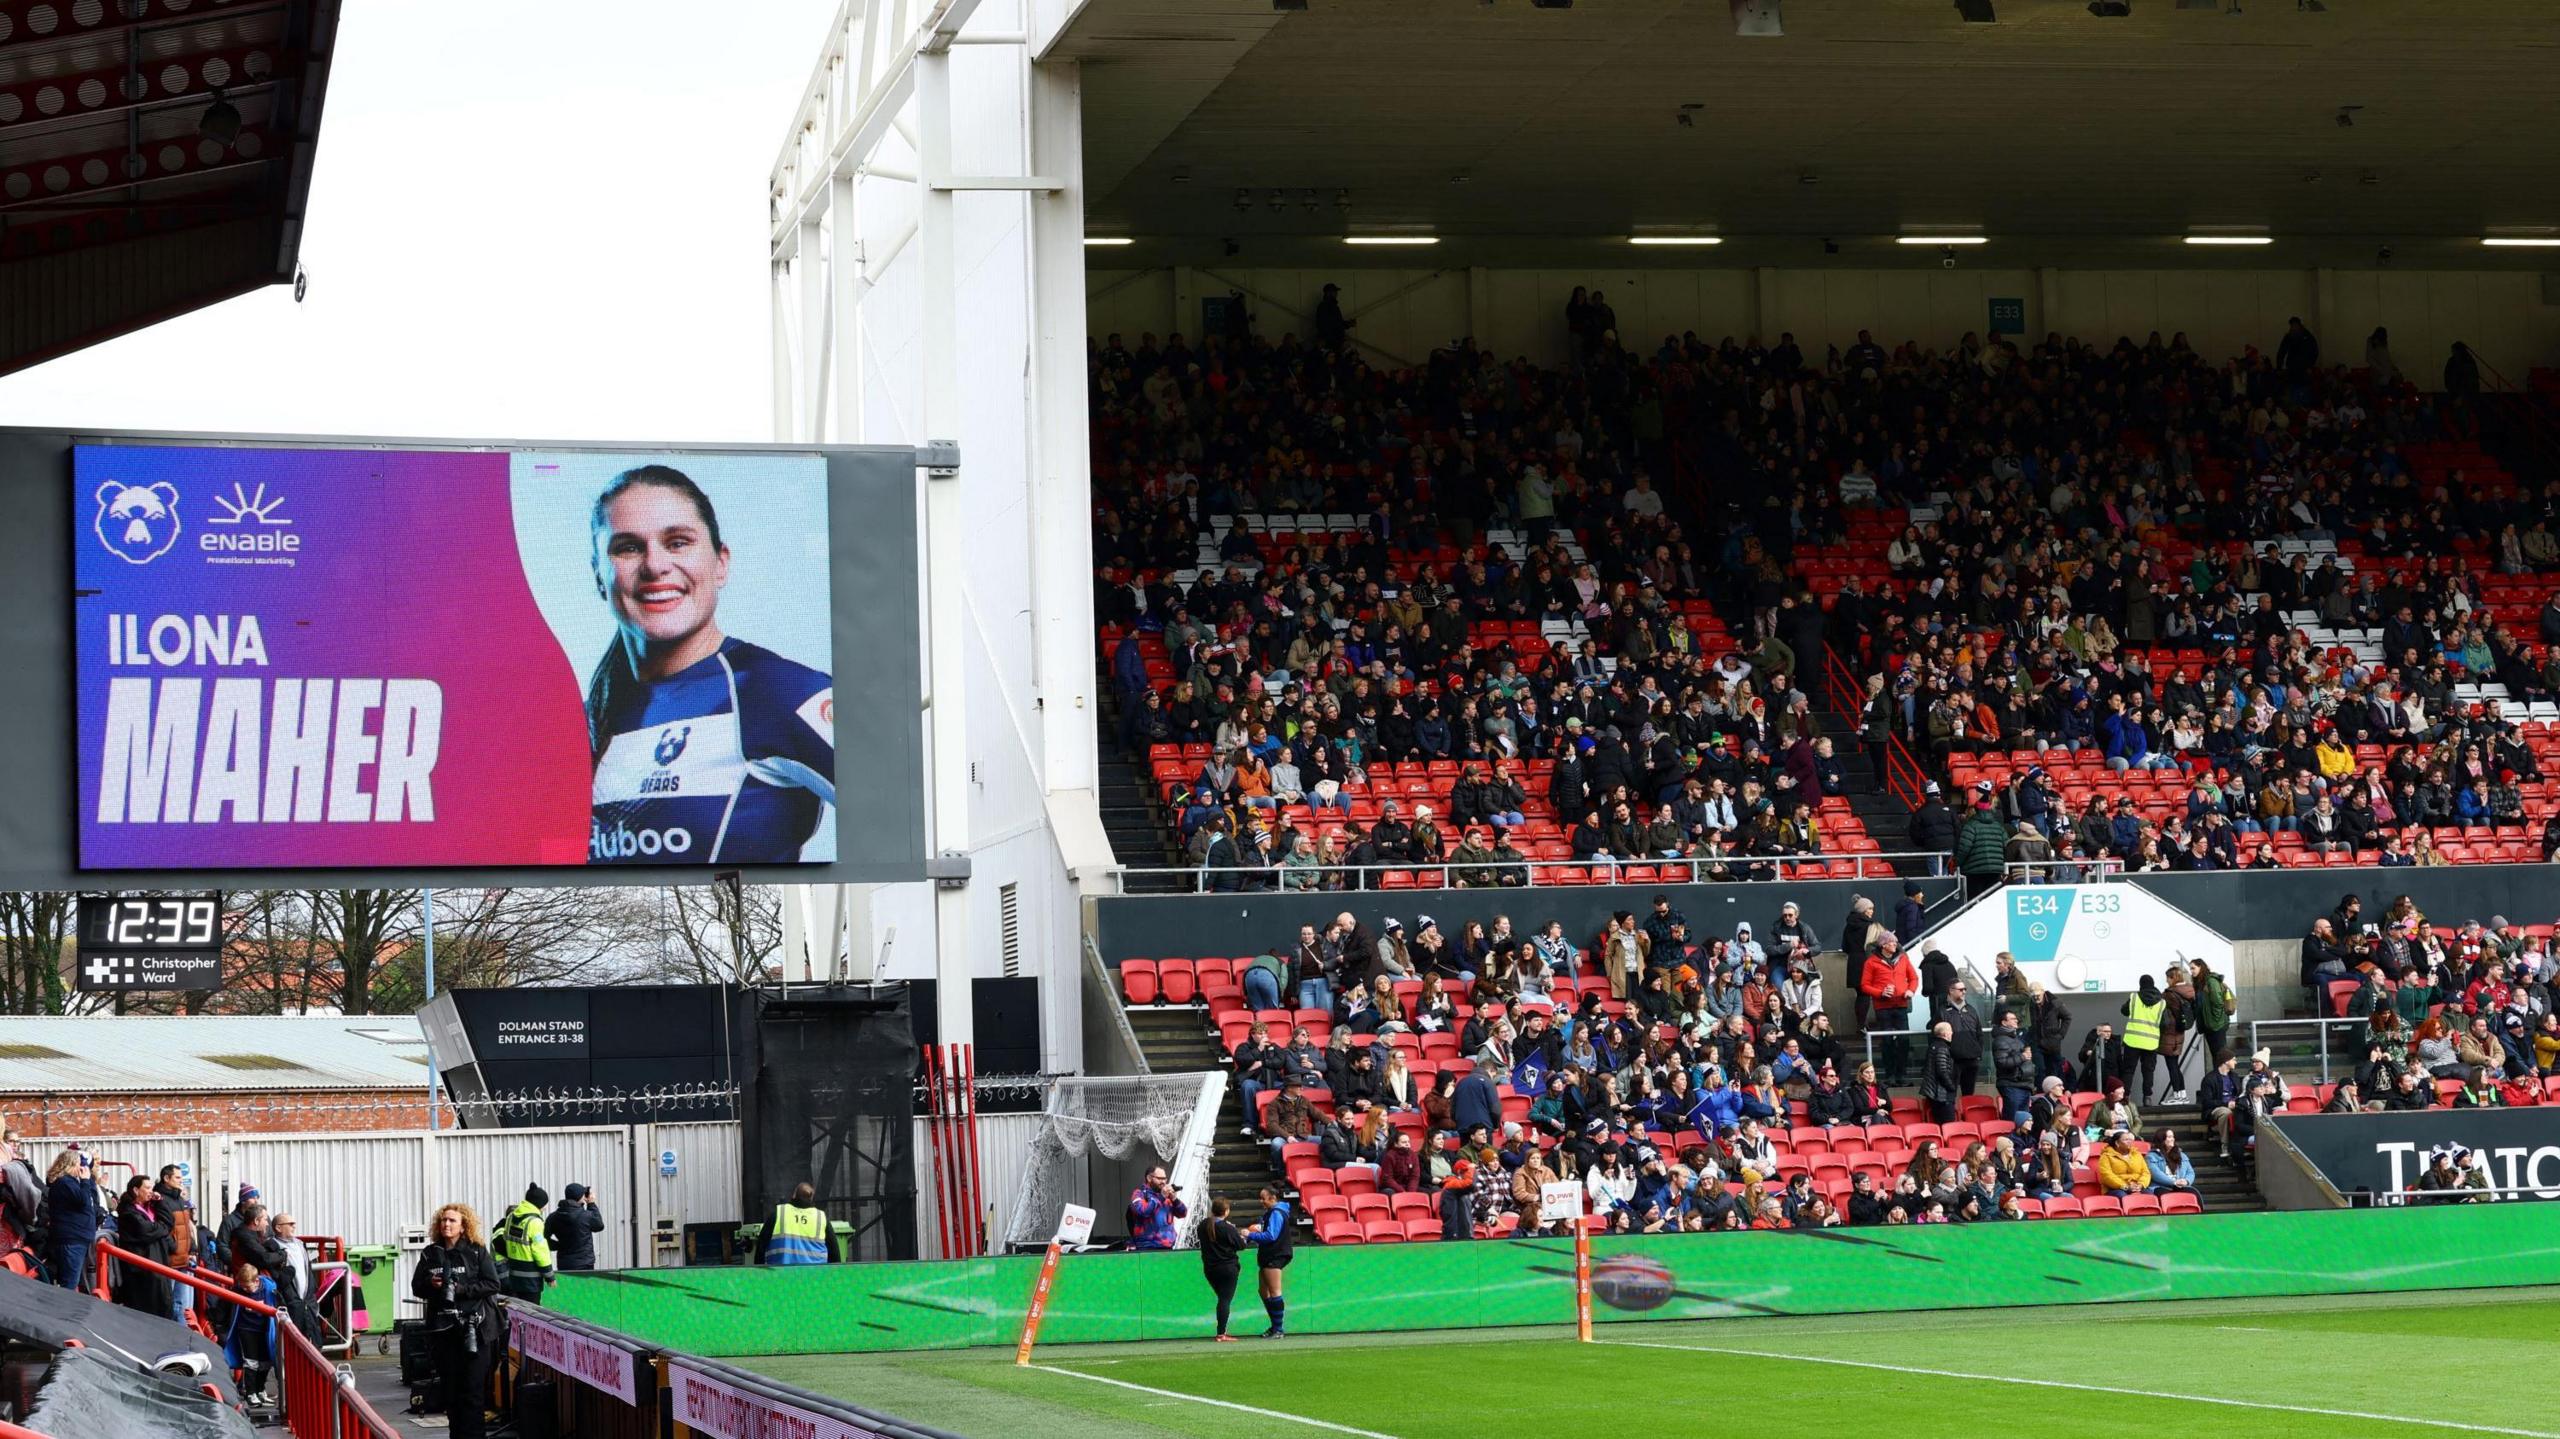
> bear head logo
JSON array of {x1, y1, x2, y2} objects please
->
[
  {"x1": 94, "y1": 480, "x2": 182, "y2": 565},
  {"x1": 653, "y1": 725, "x2": 691, "y2": 767}
]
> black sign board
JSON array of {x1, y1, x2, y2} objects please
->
[
  {"x1": 74, "y1": 892, "x2": 222, "y2": 991},
  {"x1": 2267, "y1": 1108, "x2": 2560, "y2": 1201}
]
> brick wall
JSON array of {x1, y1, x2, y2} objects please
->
[{"x1": 1, "y1": 1089, "x2": 457, "y2": 1139}]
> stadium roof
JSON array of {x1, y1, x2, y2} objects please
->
[
  {"x1": 0, "y1": 1014, "x2": 429, "y2": 1093},
  {"x1": 0, "y1": 0, "x2": 339, "y2": 377},
  {"x1": 1054, "y1": 0, "x2": 2560, "y2": 268}
]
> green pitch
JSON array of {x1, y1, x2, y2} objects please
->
[{"x1": 746, "y1": 1287, "x2": 2560, "y2": 1439}]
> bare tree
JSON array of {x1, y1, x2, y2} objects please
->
[
  {"x1": 644, "y1": 882, "x2": 782, "y2": 984},
  {"x1": 0, "y1": 893, "x2": 75, "y2": 1015}
]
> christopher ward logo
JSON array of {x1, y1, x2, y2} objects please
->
[{"x1": 93, "y1": 480, "x2": 182, "y2": 564}]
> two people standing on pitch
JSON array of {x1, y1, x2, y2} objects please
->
[{"x1": 1197, "y1": 1185, "x2": 1293, "y2": 1341}]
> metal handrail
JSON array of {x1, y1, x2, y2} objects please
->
[
  {"x1": 2246, "y1": 1015, "x2": 2369, "y2": 1086},
  {"x1": 1110, "y1": 850, "x2": 1944, "y2": 894},
  {"x1": 1082, "y1": 932, "x2": 1152, "y2": 1075},
  {"x1": 2002, "y1": 857, "x2": 2128, "y2": 883}
]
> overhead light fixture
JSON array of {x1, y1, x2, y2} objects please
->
[
  {"x1": 2482, "y1": 233, "x2": 2560, "y2": 248},
  {"x1": 198, "y1": 88, "x2": 242, "y2": 145},
  {"x1": 1954, "y1": 0, "x2": 1997, "y2": 20},
  {"x1": 1344, "y1": 234, "x2": 1439, "y2": 246},
  {"x1": 1895, "y1": 234, "x2": 1988, "y2": 245},
  {"x1": 2184, "y1": 230, "x2": 2273, "y2": 245},
  {"x1": 2087, "y1": 0, "x2": 2131, "y2": 14},
  {"x1": 1083, "y1": 236, "x2": 1135, "y2": 247},
  {"x1": 1629, "y1": 234, "x2": 1723, "y2": 246},
  {"x1": 1730, "y1": 0, "x2": 1784, "y2": 37}
]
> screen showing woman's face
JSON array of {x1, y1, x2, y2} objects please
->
[{"x1": 602, "y1": 484, "x2": 728, "y2": 647}]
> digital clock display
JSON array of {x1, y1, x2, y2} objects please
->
[{"x1": 79, "y1": 894, "x2": 221, "y2": 950}]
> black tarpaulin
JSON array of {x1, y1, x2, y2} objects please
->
[
  {"x1": 22, "y1": 1345, "x2": 256, "y2": 1439},
  {"x1": 0, "y1": 1267, "x2": 240, "y2": 1405}
]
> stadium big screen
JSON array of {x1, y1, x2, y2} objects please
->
[{"x1": 73, "y1": 444, "x2": 839, "y2": 869}]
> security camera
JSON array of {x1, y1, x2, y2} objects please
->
[{"x1": 1941, "y1": 245, "x2": 1958, "y2": 269}]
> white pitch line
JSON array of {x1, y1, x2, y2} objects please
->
[
  {"x1": 1029, "y1": 1363, "x2": 1401, "y2": 1438},
  {"x1": 1597, "y1": 1339, "x2": 2560, "y2": 1438}
]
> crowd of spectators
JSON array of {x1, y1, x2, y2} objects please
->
[
  {"x1": 1093, "y1": 296, "x2": 2560, "y2": 889},
  {"x1": 1200, "y1": 891, "x2": 2268, "y2": 1241},
  {"x1": 2299, "y1": 897, "x2": 2560, "y2": 1118}
]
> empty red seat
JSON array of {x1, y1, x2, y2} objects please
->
[
  {"x1": 1400, "y1": 1217, "x2": 1441, "y2": 1242},
  {"x1": 2121, "y1": 1193, "x2": 2164, "y2": 1215},
  {"x1": 2081, "y1": 1195, "x2": 2127, "y2": 1216},
  {"x1": 1348, "y1": 1192, "x2": 1390, "y2": 1221},
  {"x1": 2162, "y1": 1192, "x2": 2203, "y2": 1215},
  {"x1": 1362, "y1": 1220, "x2": 1405, "y2": 1243},
  {"x1": 1316, "y1": 1218, "x2": 1361, "y2": 1244},
  {"x1": 1389, "y1": 1192, "x2": 1435, "y2": 1220},
  {"x1": 1158, "y1": 959, "x2": 1198, "y2": 1005},
  {"x1": 1121, "y1": 960, "x2": 1159, "y2": 1005}
]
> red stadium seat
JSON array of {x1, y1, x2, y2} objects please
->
[
  {"x1": 2121, "y1": 1193, "x2": 2164, "y2": 1215},
  {"x1": 1158, "y1": 959, "x2": 1197, "y2": 1005},
  {"x1": 1400, "y1": 1217, "x2": 1441, "y2": 1242},
  {"x1": 1120, "y1": 960, "x2": 1158, "y2": 1005},
  {"x1": 2081, "y1": 1195, "x2": 2127, "y2": 1216},
  {"x1": 2041, "y1": 1196, "x2": 2085, "y2": 1218},
  {"x1": 1389, "y1": 1192, "x2": 1435, "y2": 1220},
  {"x1": 1348, "y1": 1193, "x2": 1390, "y2": 1221},
  {"x1": 1362, "y1": 1221, "x2": 1406, "y2": 1243},
  {"x1": 2162, "y1": 1192, "x2": 2203, "y2": 1215}
]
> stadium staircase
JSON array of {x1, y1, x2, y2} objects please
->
[
  {"x1": 1805, "y1": 686, "x2": 1922, "y2": 875},
  {"x1": 1096, "y1": 681, "x2": 1187, "y2": 892},
  {"x1": 1125, "y1": 1007, "x2": 1275, "y2": 1227}
]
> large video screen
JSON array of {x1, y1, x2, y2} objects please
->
[{"x1": 73, "y1": 444, "x2": 837, "y2": 869}]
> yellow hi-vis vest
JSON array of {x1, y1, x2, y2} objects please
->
[
  {"x1": 2123, "y1": 995, "x2": 2165, "y2": 1052},
  {"x1": 499, "y1": 1200, "x2": 553, "y2": 1274},
  {"x1": 765, "y1": 1204, "x2": 829, "y2": 1265}
]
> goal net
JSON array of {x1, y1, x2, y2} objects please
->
[{"x1": 1003, "y1": 1072, "x2": 1225, "y2": 1251}]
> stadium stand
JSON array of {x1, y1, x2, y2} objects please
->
[
  {"x1": 1092, "y1": 320, "x2": 2560, "y2": 892},
  {"x1": 1115, "y1": 890, "x2": 2560, "y2": 1243}
]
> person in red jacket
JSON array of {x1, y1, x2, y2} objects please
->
[{"x1": 1860, "y1": 938, "x2": 1922, "y2": 1084}]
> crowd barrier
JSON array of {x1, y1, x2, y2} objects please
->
[
  {"x1": 550, "y1": 1204, "x2": 2560, "y2": 1357},
  {"x1": 92, "y1": 1241, "x2": 397, "y2": 1439}
]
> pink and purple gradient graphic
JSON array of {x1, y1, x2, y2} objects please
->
[{"x1": 73, "y1": 445, "x2": 593, "y2": 868}]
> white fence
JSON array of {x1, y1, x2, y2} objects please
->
[
  {"x1": 54, "y1": 1121, "x2": 743, "y2": 1318},
  {"x1": 912, "y1": 1111, "x2": 1061, "y2": 1259}
]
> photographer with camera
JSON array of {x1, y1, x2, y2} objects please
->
[
  {"x1": 1126, "y1": 1166, "x2": 1188, "y2": 1252},
  {"x1": 412, "y1": 1202, "x2": 502, "y2": 1439}
]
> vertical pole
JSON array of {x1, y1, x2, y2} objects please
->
[
  {"x1": 422, "y1": 888, "x2": 440, "y2": 1132},
  {"x1": 922, "y1": 1046, "x2": 953, "y2": 1260},
  {"x1": 958, "y1": 1042, "x2": 987, "y2": 1256},
  {"x1": 1574, "y1": 1215, "x2": 1593, "y2": 1343},
  {"x1": 917, "y1": 45, "x2": 974, "y2": 1055}
]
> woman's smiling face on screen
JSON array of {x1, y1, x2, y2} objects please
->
[{"x1": 604, "y1": 483, "x2": 729, "y2": 652}]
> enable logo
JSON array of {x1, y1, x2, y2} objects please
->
[
  {"x1": 93, "y1": 480, "x2": 182, "y2": 564},
  {"x1": 201, "y1": 480, "x2": 302, "y2": 559}
]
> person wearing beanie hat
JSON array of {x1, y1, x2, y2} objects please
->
[
  {"x1": 496, "y1": 1182, "x2": 556, "y2": 1303},
  {"x1": 1438, "y1": 1159, "x2": 1479, "y2": 1242},
  {"x1": 546, "y1": 1182, "x2": 604, "y2": 1273}
]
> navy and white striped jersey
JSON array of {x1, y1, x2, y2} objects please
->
[{"x1": 590, "y1": 638, "x2": 834, "y2": 864}]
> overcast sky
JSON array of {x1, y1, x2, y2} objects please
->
[{"x1": 0, "y1": 0, "x2": 837, "y2": 443}]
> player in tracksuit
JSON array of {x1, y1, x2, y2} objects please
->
[
  {"x1": 583, "y1": 465, "x2": 836, "y2": 864},
  {"x1": 1246, "y1": 1185, "x2": 1294, "y2": 1338}
]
